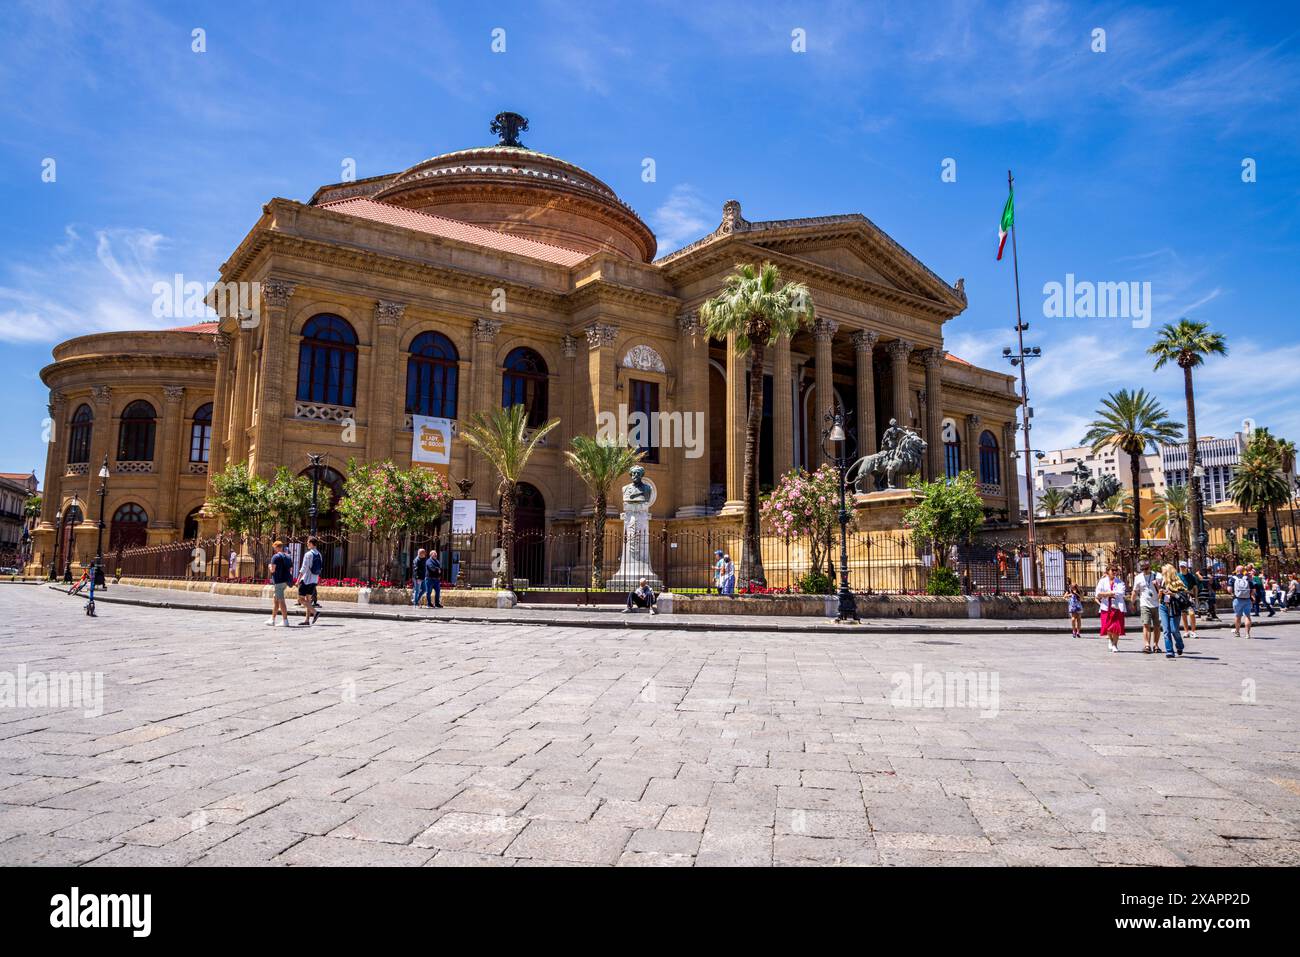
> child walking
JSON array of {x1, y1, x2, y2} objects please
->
[{"x1": 1067, "y1": 583, "x2": 1083, "y2": 638}]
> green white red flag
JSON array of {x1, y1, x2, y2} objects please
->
[{"x1": 997, "y1": 188, "x2": 1014, "y2": 260}]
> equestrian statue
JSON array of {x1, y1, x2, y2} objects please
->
[
  {"x1": 847, "y1": 419, "x2": 928, "y2": 492},
  {"x1": 1060, "y1": 461, "x2": 1123, "y2": 513}
]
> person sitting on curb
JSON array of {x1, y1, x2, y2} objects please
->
[{"x1": 624, "y1": 577, "x2": 658, "y2": 615}]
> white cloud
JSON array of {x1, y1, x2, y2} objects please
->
[
  {"x1": 652, "y1": 184, "x2": 716, "y2": 253},
  {"x1": 0, "y1": 226, "x2": 171, "y2": 344}
]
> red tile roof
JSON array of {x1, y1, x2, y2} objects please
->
[
  {"x1": 318, "y1": 197, "x2": 590, "y2": 267},
  {"x1": 170, "y1": 322, "x2": 219, "y2": 333},
  {"x1": 945, "y1": 353, "x2": 972, "y2": 366}
]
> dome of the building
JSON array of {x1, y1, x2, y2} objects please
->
[{"x1": 371, "y1": 113, "x2": 656, "y2": 263}]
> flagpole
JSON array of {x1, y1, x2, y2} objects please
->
[{"x1": 1008, "y1": 169, "x2": 1039, "y2": 594}]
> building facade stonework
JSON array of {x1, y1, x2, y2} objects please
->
[{"x1": 29, "y1": 122, "x2": 1021, "y2": 574}]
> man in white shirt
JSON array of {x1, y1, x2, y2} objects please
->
[
  {"x1": 1131, "y1": 559, "x2": 1163, "y2": 654},
  {"x1": 295, "y1": 536, "x2": 322, "y2": 627}
]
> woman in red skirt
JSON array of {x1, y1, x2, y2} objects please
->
[{"x1": 1095, "y1": 563, "x2": 1127, "y2": 653}]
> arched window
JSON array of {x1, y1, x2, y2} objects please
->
[
  {"x1": 190, "y1": 403, "x2": 213, "y2": 463},
  {"x1": 110, "y1": 502, "x2": 149, "y2": 551},
  {"x1": 296, "y1": 314, "x2": 358, "y2": 407},
  {"x1": 183, "y1": 506, "x2": 203, "y2": 540},
  {"x1": 406, "y1": 332, "x2": 459, "y2": 419},
  {"x1": 502, "y1": 347, "x2": 548, "y2": 428},
  {"x1": 979, "y1": 430, "x2": 1001, "y2": 486},
  {"x1": 67, "y1": 404, "x2": 93, "y2": 464},
  {"x1": 944, "y1": 435, "x2": 962, "y2": 478},
  {"x1": 298, "y1": 465, "x2": 347, "y2": 532},
  {"x1": 117, "y1": 400, "x2": 157, "y2": 461}
]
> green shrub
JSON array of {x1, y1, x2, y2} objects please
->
[
  {"x1": 926, "y1": 566, "x2": 962, "y2": 596},
  {"x1": 796, "y1": 570, "x2": 833, "y2": 595}
]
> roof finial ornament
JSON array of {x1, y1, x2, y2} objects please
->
[
  {"x1": 491, "y1": 111, "x2": 529, "y2": 148},
  {"x1": 719, "y1": 199, "x2": 747, "y2": 234}
]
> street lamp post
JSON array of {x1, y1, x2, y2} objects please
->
[
  {"x1": 821, "y1": 408, "x2": 859, "y2": 623},
  {"x1": 306, "y1": 452, "x2": 325, "y2": 536},
  {"x1": 1003, "y1": 335, "x2": 1043, "y2": 592},
  {"x1": 49, "y1": 507, "x2": 62, "y2": 581},
  {"x1": 63, "y1": 494, "x2": 80, "y2": 583},
  {"x1": 93, "y1": 455, "x2": 109, "y2": 588}
]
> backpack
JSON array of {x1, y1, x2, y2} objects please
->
[
  {"x1": 310, "y1": 549, "x2": 323, "y2": 575},
  {"x1": 1173, "y1": 589, "x2": 1192, "y2": 613},
  {"x1": 1232, "y1": 575, "x2": 1250, "y2": 599}
]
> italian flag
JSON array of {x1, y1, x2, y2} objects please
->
[{"x1": 997, "y1": 188, "x2": 1014, "y2": 260}]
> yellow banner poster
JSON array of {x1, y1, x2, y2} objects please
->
[{"x1": 411, "y1": 415, "x2": 453, "y2": 478}]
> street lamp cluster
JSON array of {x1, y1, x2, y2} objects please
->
[
  {"x1": 1003, "y1": 323, "x2": 1044, "y2": 593},
  {"x1": 821, "y1": 408, "x2": 859, "y2": 624}
]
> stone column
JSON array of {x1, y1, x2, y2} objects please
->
[
  {"x1": 468, "y1": 318, "x2": 503, "y2": 506},
  {"x1": 207, "y1": 332, "x2": 232, "y2": 487},
  {"x1": 886, "y1": 338, "x2": 913, "y2": 433},
  {"x1": 585, "y1": 320, "x2": 620, "y2": 435},
  {"x1": 722, "y1": 331, "x2": 746, "y2": 514},
  {"x1": 366, "y1": 300, "x2": 405, "y2": 464},
  {"x1": 228, "y1": 329, "x2": 254, "y2": 466},
  {"x1": 676, "y1": 312, "x2": 711, "y2": 517},
  {"x1": 252, "y1": 279, "x2": 295, "y2": 477},
  {"x1": 921, "y1": 348, "x2": 946, "y2": 479},
  {"x1": 812, "y1": 319, "x2": 837, "y2": 465},
  {"x1": 40, "y1": 391, "x2": 66, "y2": 526},
  {"x1": 1003, "y1": 421, "x2": 1020, "y2": 520},
  {"x1": 85, "y1": 385, "x2": 113, "y2": 505},
  {"x1": 852, "y1": 330, "x2": 879, "y2": 455},
  {"x1": 772, "y1": 332, "x2": 794, "y2": 480},
  {"x1": 555, "y1": 334, "x2": 580, "y2": 518},
  {"x1": 152, "y1": 385, "x2": 186, "y2": 533},
  {"x1": 966, "y1": 413, "x2": 982, "y2": 482}
]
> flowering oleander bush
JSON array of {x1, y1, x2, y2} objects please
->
[
  {"x1": 336, "y1": 460, "x2": 452, "y2": 582},
  {"x1": 761, "y1": 466, "x2": 852, "y2": 580}
]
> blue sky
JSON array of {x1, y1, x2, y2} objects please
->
[{"x1": 2, "y1": 0, "x2": 1297, "y2": 484}]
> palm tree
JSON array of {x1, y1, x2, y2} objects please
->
[
  {"x1": 1277, "y1": 437, "x2": 1298, "y2": 552},
  {"x1": 1149, "y1": 319, "x2": 1227, "y2": 572},
  {"x1": 1228, "y1": 430, "x2": 1290, "y2": 558},
  {"x1": 1105, "y1": 488, "x2": 1134, "y2": 518},
  {"x1": 1037, "y1": 486, "x2": 1065, "y2": 517},
  {"x1": 460, "y1": 403, "x2": 559, "y2": 589},
  {"x1": 699, "y1": 262, "x2": 814, "y2": 586},
  {"x1": 1150, "y1": 483, "x2": 1190, "y2": 542},
  {"x1": 564, "y1": 436, "x2": 644, "y2": 589},
  {"x1": 1081, "y1": 389, "x2": 1182, "y2": 556},
  {"x1": 702, "y1": 260, "x2": 811, "y2": 582}
]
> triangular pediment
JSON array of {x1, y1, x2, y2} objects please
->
[{"x1": 780, "y1": 242, "x2": 900, "y2": 290}]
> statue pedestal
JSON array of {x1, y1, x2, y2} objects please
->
[
  {"x1": 852, "y1": 489, "x2": 922, "y2": 533},
  {"x1": 607, "y1": 502, "x2": 661, "y2": 591}
]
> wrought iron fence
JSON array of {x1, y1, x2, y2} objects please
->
[{"x1": 109, "y1": 523, "x2": 1158, "y2": 599}]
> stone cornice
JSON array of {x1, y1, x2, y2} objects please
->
[
  {"x1": 655, "y1": 203, "x2": 966, "y2": 313},
  {"x1": 657, "y1": 238, "x2": 959, "y2": 323}
]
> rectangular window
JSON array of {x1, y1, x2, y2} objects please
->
[{"x1": 630, "y1": 379, "x2": 660, "y2": 464}]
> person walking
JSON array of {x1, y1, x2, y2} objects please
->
[
  {"x1": 623, "y1": 577, "x2": 659, "y2": 614},
  {"x1": 1177, "y1": 560, "x2": 1199, "y2": 639},
  {"x1": 425, "y1": 547, "x2": 444, "y2": 608},
  {"x1": 720, "y1": 553, "x2": 736, "y2": 596},
  {"x1": 1158, "y1": 562, "x2": 1187, "y2": 658},
  {"x1": 712, "y1": 549, "x2": 726, "y2": 593},
  {"x1": 1132, "y1": 559, "x2": 1163, "y2": 654},
  {"x1": 1067, "y1": 583, "x2": 1084, "y2": 638},
  {"x1": 267, "y1": 540, "x2": 293, "y2": 627},
  {"x1": 411, "y1": 548, "x2": 428, "y2": 606},
  {"x1": 295, "y1": 536, "x2": 323, "y2": 626},
  {"x1": 1229, "y1": 564, "x2": 1253, "y2": 638},
  {"x1": 1095, "y1": 563, "x2": 1127, "y2": 653}
]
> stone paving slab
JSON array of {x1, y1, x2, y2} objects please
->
[{"x1": 0, "y1": 585, "x2": 1297, "y2": 867}]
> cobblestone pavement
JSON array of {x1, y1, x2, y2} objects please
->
[{"x1": 1, "y1": 585, "x2": 1297, "y2": 867}]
